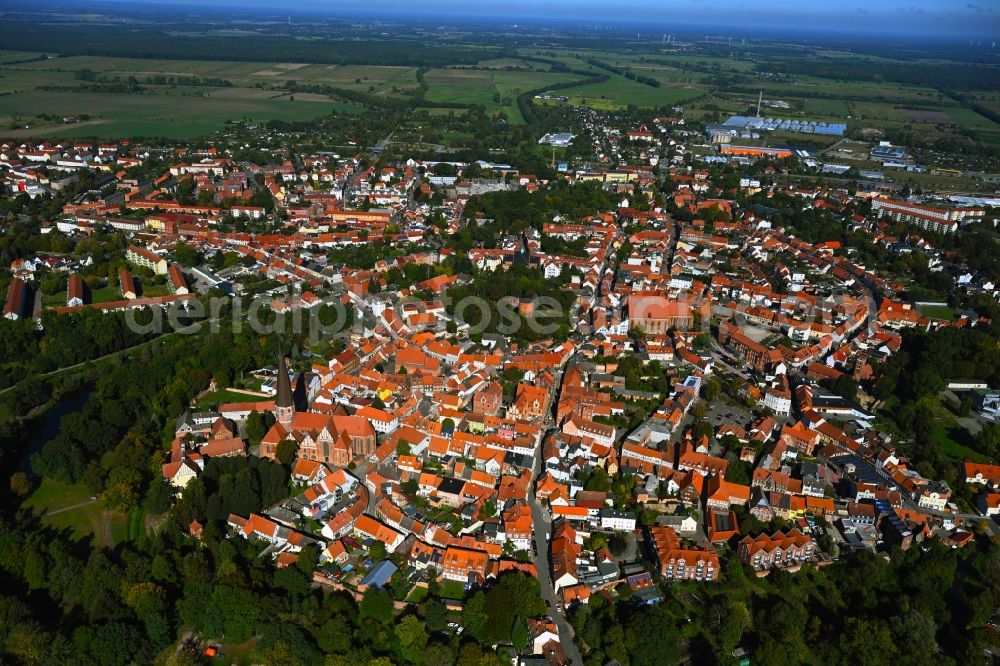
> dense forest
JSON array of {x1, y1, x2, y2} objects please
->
[
  {"x1": 0, "y1": 23, "x2": 488, "y2": 68},
  {"x1": 755, "y1": 58, "x2": 1000, "y2": 92}
]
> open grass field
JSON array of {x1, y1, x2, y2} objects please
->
[
  {"x1": 945, "y1": 107, "x2": 1000, "y2": 146},
  {"x1": 437, "y1": 579, "x2": 467, "y2": 600},
  {"x1": 750, "y1": 77, "x2": 945, "y2": 105},
  {"x1": 915, "y1": 304, "x2": 957, "y2": 321},
  {"x1": 24, "y1": 479, "x2": 127, "y2": 547},
  {"x1": 475, "y1": 57, "x2": 550, "y2": 70},
  {"x1": 424, "y1": 69, "x2": 579, "y2": 107},
  {"x1": 24, "y1": 478, "x2": 93, "y2": 513},
  {"x1": 0, "y1": 67, "x2": 80, "y2": 94},
  {"x1": 557, "y1": 78, "x2": 706, "y2": 109},
  {"x1": 196, "y1": 388, "x2": 267, "y2": 409},
  {"x1": 846, "y1": 101, "x2": 907, "y2": 122},
  {"x1": 423, "y1": 67, "x2": 580, "y2": 121},
  {"x1": 655, "y1": 54, "x2": 756, "y2": 72},
  {"x1": 890, "y1": 169, "x2": 997, "y2": 193},
  {"x1": 582, "y1": 58, "x2": 714, "y2": 85},
  {"x1": 800, "y1": 98, "x2": 850, "y2": 118},
  {"x1": 932, "y1": 423, "x2": 987, "y2": 463},
  {"x1": 0, "y1": 51, "x2": 48, "y2": 64}
]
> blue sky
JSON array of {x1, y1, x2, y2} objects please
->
[{"x1": 122, "y1": 0, "x2": 998, "y2": 37}]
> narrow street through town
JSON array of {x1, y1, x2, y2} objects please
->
[{"x1": 528, "y1": 443, "x2": 584, "y2": 666}]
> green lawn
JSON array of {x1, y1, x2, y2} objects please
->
[
  {"x1": 437, "y1": 579, "x2": 466, "y2": 600},
  {"x1": 916, "y1": 304, "x2": 956, "y2": 321},
  {"x1": 127, "y1": 506, "x2": 146, "y2": 541},
  {"x1": 24, "y1": 478, "x2": 92, "y2": 512},
  {"x1": 944, "y1": 107, "x2": 1000, "y2": 147},
  {"x1": 932, "y1": 423, "x2": 988, "y2": 463},
  {"x1": 214, "y1": 637, "x2": 259, "y2": 666},
  {"x1": 86, "y1": 283, "x2": 123, "y2": 304},
  {"x1": 137, "y1": 282, "x2": 172, "y2": 298},
  {"x1": 24, "y1": 479, "x2": 127, "y2": 546},
  {"x1": 41, "y1": 280, "x2": 174, "y2": 307},
  {"x1": 195, "y1": 388, "x2": 266, "y2": 409}
]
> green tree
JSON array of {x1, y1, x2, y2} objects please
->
[
  {"x1": 359, "y1": 587, "x2": 393, "y2": 625},
  {"x1": 276, "y1": 439, "x2": 299, "y2": 465},
  {"x1": 423, "y1": 598, "x2": 449, "y2": 633},
  {"x1": 172, "y1": 242, "x2": 200, "y2": 267},
  {"x1": 317, "y1": 615, "x2": 352, "y2": 654},
  {"x1": 246, "y1": 410, "x2": 267, "y2": 444},
  {"x1": 395, "y1": 615, "x2": 429, "y2": 662},
  {"x1": 103, "y1": 467, "x2": 143, "y2": 513},
  {"x1": 423, "y1": 642, "x2": 453, "y2": 666}
]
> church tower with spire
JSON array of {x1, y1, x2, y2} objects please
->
[{"x1": 275, "y1": 355, "x2": 295, "y2": 427}]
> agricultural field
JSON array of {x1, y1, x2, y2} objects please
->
[
  {"x1": 0, "y1": 52, "x2": 397, "y2": 138},
  {"x1": 844, "y1": 101, "x2": 907, "y2": 122},
  {"x1": 748, "y1": 77, "x2": 946, "y2": 105},
  {"x1": 0, "y1": 88, "x2": 360, "y2": 139},
  {"x1": 800, "y1": 98, "x2": 850, "y2": 118},
  {"x1": 6, "y1": 55, "x2": 420, "y2": 94},
  {"x1": 423, "y1": 67, "x2": 581, "y2": 120},
  {"x1": 0, "y1": 43, "x2": 997, "y2": 148},
  {"x1": 554, "y1": 74, "x2": 706, "y2": 109},
  {"x1": 0, "y1": 51, "x2": 48, "y2": 63},
  {"x1": 945, "y1": 107, "x2": 1000, "y2": 146},
  {"x1": 475, "y1": 57, "x2": 551, "y2": 70}
]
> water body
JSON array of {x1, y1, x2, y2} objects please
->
[{"x1": 18, "y1": 387, "x2": 93, "y2": 472}]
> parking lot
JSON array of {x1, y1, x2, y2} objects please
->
[{"x1": 704, "y1": 399, "x2": 752, "y2": 453}]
